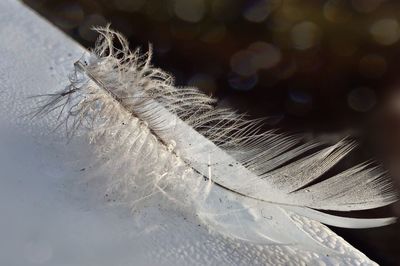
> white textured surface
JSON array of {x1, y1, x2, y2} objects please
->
[{"x1": 0, "y1": 1, "x2": 376, "y2": 265}]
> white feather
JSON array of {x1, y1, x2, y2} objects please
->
[{"x1": 34, "y1": 26, "x2": 397, "y2": 256}]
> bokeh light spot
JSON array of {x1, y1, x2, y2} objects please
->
[
  {"x1": 267, "y1": 15, "x2": 293, "y2": 32},
  {"x1": 174, "y1": 0, "x2": 205, "y2": 23},
  {"x1": 243, "y1": 0, "x2": 281, "y2": 23},
  {"x1": 291, "y1": 21, "x2": 321, "y2": 50},
  {"x1": 289, "y1": 90, "x2": 312, "y2": 104},
  {"x1": 230, "y1": 50, "x2": 258, "y2": 76},
  {"x1": 323, "y1": 0, "x2": 352, "y2": 23},
  {"x1": 281, "y1": 3, "x2": 304, "y2": 21},
  {"x1": 286, "y1": 89, "x2": 313, "y2": 116},
  {"x1": 347, "y1": 87, "x2": 376, "y2": 112},
  {"x1": 228, "y1": 73, "x2": 258, "y2": 91},
  {"x1": 248, "y1": 42, "x2": 281, "y2": 70},
  {"x1": 370, "y1": 18, "x2": 400, "y2": 45}
]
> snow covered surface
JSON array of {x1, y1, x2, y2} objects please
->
[{"x1": 0, "y1": 0, "x2": 377, "y2": 265}]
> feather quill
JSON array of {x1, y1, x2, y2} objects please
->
[{"x1": 34, "y1": 26, "x2": 397, "y2": 252}]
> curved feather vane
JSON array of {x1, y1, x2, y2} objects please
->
[{"x1": 34, "y1": 25, "x2": 397, "y2": 244}]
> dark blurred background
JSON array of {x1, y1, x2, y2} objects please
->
[{"x1": 23, "y1": 0, "x2": 400, "y2": 264}]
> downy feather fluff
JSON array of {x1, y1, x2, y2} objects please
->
[{"x1": 34, "y1": 26, "x2": 397, "y2": 255}]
